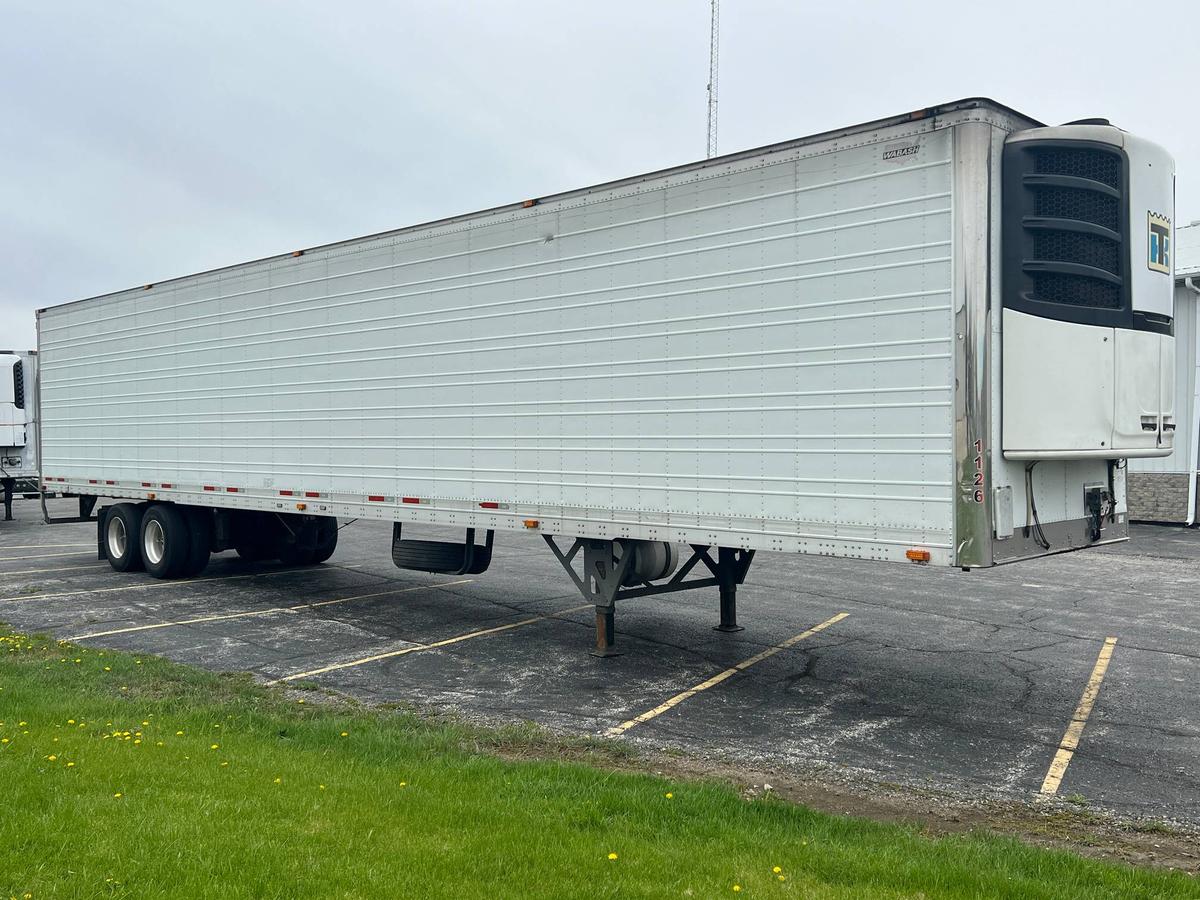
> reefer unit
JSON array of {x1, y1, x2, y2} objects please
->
[
  {"x1": 1, "y1": 349, "x2": 38, "y2": 521},
  {"x1": 34, "y1": 99, "x2": 1176, "y2": 652}
]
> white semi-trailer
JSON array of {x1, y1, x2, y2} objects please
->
[
  {"x1": 35, "y1": 99, "x2": 1176, "y2": 653},
  {"x1": 1, "y1": 349, "x2": 39, "y2": 520}
]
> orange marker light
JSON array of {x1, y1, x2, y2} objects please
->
[
  {"x1": 523, "y1": 519, "x2": 539, "y2": 529},
  {"x1": 905, "y1": 549, "x2": 931, "y2": 563}
]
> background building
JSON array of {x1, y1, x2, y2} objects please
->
[{"x1": 1128, "y1": 222, "x2": 1200, "y2": 523}]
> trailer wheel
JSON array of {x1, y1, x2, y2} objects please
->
[
  {"x1": 140, "y1": 504, "x2": 191, "y2": 579},
  {"x1": 180, "y1": 506, "x2": 213, "y2": 577},
  {"x1": 104, "y1": 503, "x2": 145, "y2": 572}
]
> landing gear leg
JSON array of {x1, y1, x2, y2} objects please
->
[{"x1": 711, "y1": 546, "x2": 754, "y2": 633}]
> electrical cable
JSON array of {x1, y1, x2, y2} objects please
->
[{"x1": 1025, "y1": 461, "x2": 1050, "y2": 550}]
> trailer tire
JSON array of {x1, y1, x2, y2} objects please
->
[
  {"x1": 311, "y1": 518, "x2": 338, "y2": 564},
  {"x1": 104, "y1": 503, "x2": 145, "y2": 573},
  {"x1": 278, "y1": 543, "x2": 316, "y2": 567},
  {"x1": 140, "y1": 504, "x2": 191, "y2": 579},
  {"x1": 235, "y1": 540, "x2": 272, "y2": 562},
  {"x1": 180, "y1": 506, "x2": 213, "y2": 577}
]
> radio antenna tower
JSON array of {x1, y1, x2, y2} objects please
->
[{"x1": 706, "y1": 0, "x2": 719, "y2": 158}]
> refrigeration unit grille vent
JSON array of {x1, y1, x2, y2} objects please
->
[{"x1": 1002, "y1": 140, "x2": 1129, "y2": 326}]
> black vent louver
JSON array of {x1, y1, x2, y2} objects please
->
[
  {"x1": 12, "y1": 359, "x2": 23, "y2": 410},
  {"x1": 1002, "y1": 139, "x2": 1132, "y2": 329}
]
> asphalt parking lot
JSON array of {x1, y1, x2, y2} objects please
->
[{"x1": 3, "y1": 497, "x2": 1199, "y2": 825}]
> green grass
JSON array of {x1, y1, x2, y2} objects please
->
[{"x1": 0, "y1": 630, "x2": 1196, "y2": 899}]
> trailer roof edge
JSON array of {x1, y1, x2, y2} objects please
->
[{"x1": 45, "y1": 97, "x2": 1041, "y2": 313}]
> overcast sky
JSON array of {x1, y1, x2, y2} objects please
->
[{"x1": 2, "y1": 0, "x2": 1197, "y2": 349}]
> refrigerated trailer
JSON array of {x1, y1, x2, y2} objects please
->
[
  {"x1": 35, "y1": 98, "x2": 1176, "y2": 654},
  {"x1": 2, "y1": 349, "x2": 39, "y2": 520}
]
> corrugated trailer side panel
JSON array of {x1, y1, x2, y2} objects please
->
[{"x1": 39, "y1": 120, "x2": 957, "y2": 561}]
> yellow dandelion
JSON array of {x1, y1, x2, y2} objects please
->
[
  {"x1": 607, "y1": 852, "x2": 618, "y2": 860},
  {"x1": 142, "y1": 721, "x2": 149, "y2": 726},
  {"x1": 319, "y1": 784, "x2": 326, "y2": 790},
  {"x1": 399, "y1": 781, "x2": 407, "y2": 788},
  {"x1": 273, "y1": 777, "x2": 281, "y2": 784},
  {"x1": 665, "y1": 792, "x2": 673, "y2": 799},
  {"x1": 176, "y1": 731, "x2": 184, "y2": 736},
  {"x1": 47, "y1": 755, "x2": 56, "y2": 761},
  {"x1": 135, "y1": 660, "x2": 142, "y2": 665},
  {"x1": 113, "y1": 792, "x2": 122, "y2": 799},
  {"x1": 67, "y1": 719, "x2": 75, "y2": 725},
  {"x1": 18, "y1": 721, "x2": 26, "y2": 726},
  {"x1": 220, "y1": 761, "x2": 229, "y2": 767},
  {"x1": 66, "y1": 761, "x2": 75, "y2": 768},
  {"x1": 340, "y1": 731, "x2": 348, "y2": 737},
  {"x1": 773, "y1": 866, "x2": 781, "y2": 874},
  {"x1": 210, "y1": 744, "x2": 219, "y2": 750},
  {"x1": 133, "y1": 739, "x2": 142, "y2": 745},
  {"x1": 103, "y1": 666, "x2": 111, "y2": 671},
  {"x1": 1, "y1": 738, "x2": 8, "y2": 744},
  {"x1": 732, "y1": 887, "x2": 741, "y2": 893},
  {"x1": 156, "y1": 741, "x2": 164, "y2": 747},
  {"x1": 778, "y1": 875, "x2": 786, "y2": 882},
  {"x1": 52, "y1": 737, "x2": 58, "y2": 743},
  {"x1": 298, "y1": 699, "x2": 305, "y2": 704}
]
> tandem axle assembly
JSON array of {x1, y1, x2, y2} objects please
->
[{"x1": 544, "y1": 536, "x2": 755, "y2": 656}]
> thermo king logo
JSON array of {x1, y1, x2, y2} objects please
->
[{"x1": 1148, "y1": 212, "x2": 1171, "y2": 274}]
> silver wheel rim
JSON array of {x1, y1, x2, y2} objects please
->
[
  {"x1": 144, "y1": 518, "x2": 166, "y2": 566},
  {"x1": 106, "y1": 515, "x2": 127, "y2": 559}
]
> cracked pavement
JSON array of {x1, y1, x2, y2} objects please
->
[{"x1": 2, "y1": 498, "x2": 1198, "y2": 824}]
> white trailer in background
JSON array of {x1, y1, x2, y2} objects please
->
[
  {"x1": 35, "y1": 99, "x2": 1176, "y2": 654},
  {"x1": 1128, "y1": 223, "x2": 1200, "y2": 523},
  {"x1": 1, "y1": 350, "x2": 38, "y2": 521}
]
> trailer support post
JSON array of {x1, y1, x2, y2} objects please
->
[
  {"x1": 714, "y1": 547, "x2": 744, "y2": 632},
  {"x1": 593, "y1": 605, "x2": 618, "y2": 657},
  {"x1": 709, "y1": 546, "x2": 754, "y2": 632},
  {"x1": 1, "y1": 478, "x2": 12, "y2": 521}
]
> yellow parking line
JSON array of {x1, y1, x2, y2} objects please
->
[
  {"x1": 606, "y1": 612, "x2": 849, "y2": 737},
  {"x1": 1040, "y1": 637, "x2": 1118, "y2": 796},
  {"x1": 0, "y1": 543, "x2": 96, "y2": 550},
  {"x1": 0, "y1": 566, "x2": 343, "y2": 603},
  {"x1": 0, "y1": 552, "x2": 96, "y2": 562},
  {"x1": 0, "y1": 564, "x2": 110, "y2": 577},
  {"x1": 267, "y1": 604, "x2": 592, "y2": 684},
  {"x1": 67, "y1": 580, "x2": 474, "y2": 641}
]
